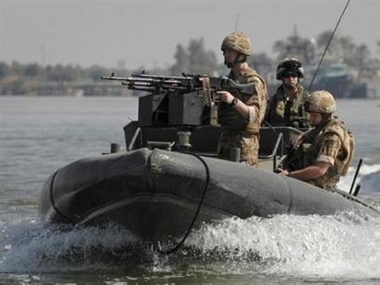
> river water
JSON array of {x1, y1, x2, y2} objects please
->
[{"x1": 1, "y1": 96, "x2": 380, "y2": 285}]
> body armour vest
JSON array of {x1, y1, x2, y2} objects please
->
[
  {"x1": 266, "y1": 83, "x2": 309, "y2": 129},
  {"x1": 217, "y1": 67, "x2": 268, "y2": 165},
  {"x1": 285, "y1": 117, "x2": 355, "y2": 189},
  {"x1": 218, "y1": 67, "x2": 267, "y2": 134}
]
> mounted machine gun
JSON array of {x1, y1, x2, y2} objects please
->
[
  {"x1": 101, "y1": 72, "x2": 256, "y2": 151},
  {"x1": 102, "y1": 72, "x2": 256, "y2": 126}
]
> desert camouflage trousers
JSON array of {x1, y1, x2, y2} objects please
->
[{"x1": 217, "y1": 132, "x2": 259, "y2": 166}]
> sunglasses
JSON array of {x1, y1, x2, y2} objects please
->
[{"x1": 283, "y1": 73, "x2": 298, "y2": 78}]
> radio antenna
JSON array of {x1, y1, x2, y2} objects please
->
[
  {"x1": 308, "y1": 0, "x2": 351, "y2": 91},
  {"x1": 235, "y1": 15, "x2": 240, "y2": 31}
]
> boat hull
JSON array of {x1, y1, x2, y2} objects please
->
[{"x1": 39, "y1": 148, "x2": 378, "y2": 243}]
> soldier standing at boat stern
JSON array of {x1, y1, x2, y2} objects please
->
[
  {"x1": 216, "y1": 31, "x2": 268, "y2": 166},
  {"x1": 265, "y1": 57, "x2": 310, "y2": 129},
  {"x1": 277, "y1": 90, "x2": 355, "y2": 190}
]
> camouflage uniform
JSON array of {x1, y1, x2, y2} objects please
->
[
  {"x1": 283, "y1": 113, "x2": 355, "y2": 190},
  {"x1": 266, "y1": 57, "x2": 309, "y2": 129},
  {"x1": 218, "y1": 67, "x2": 267, "y2": 166},
  {"x1": 266, "y1": 83, "x2": 309, "y2": 128}
]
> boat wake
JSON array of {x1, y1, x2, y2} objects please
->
[
  {"x1": 1, "y1": 211, "x2": 380, "y2": 281},
  {"x1": 185, "y1": 212, "x2": 380, "y2": 280}
]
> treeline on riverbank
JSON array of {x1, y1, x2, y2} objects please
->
[{"x1": 1, "y1": 30, "x2": 380, "y2": 97}]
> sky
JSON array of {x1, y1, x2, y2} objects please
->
[{"x1": 1, "y1": 0, "x2": 379, "y2": 71}]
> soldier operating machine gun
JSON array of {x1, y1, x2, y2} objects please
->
[
  {"x1": 101, "y1": 72, "x2": 257, "y2": 150},
  {"x1": 101, "y1": 72, "x2": 256, "y2": 108}
]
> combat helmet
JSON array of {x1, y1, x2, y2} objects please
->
[
  {"x1": 221, "y1": 31, "x2": 252, "y2": 56},
  {"x1": 305, "y1": 90, "x2": 337, "y2": 113},
  {"x1": 276, "y1": 57, "x2": 304, "y2": 80}
]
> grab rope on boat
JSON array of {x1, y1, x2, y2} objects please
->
[
  {"x1": 157, "y1": 153, "x2": 211, "y2": 255},
  {"x1": 49, "y1": 170, "x2": 75, "y2": 224}
]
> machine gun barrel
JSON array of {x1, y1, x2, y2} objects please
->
[
  {"x1": 131, "y1": 73, "x2": 193, "y2": 81},
  {"x1": 101, "y1": 72, "x2": 256, "y2": 98},
  {"x1": 101, "y1": 73, "x2": 196, "y2": 93},
  {"x1": 101, "y1": 75, "x2": 130, "y2": 81}
]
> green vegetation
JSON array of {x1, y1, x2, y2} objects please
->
[{"x1": 1, "y1": 30, "x2": 379, "y2": 97}]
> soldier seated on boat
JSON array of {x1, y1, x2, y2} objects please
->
[
  {"x1": 216, "y1": 31, "x2": 268, "y2": 166},
  {"x1": 265, "y1": 57, "x2": 310, "y2": 129},
  {"x1": 276, "y1": 90, "x2": 355, "y2": 190}
]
